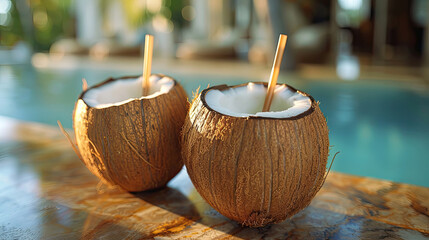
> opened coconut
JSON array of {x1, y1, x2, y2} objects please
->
[
  {"x1": 73, "y1": 74, "x2": 188, "y2": 192},
  {"x1": 181, "y1": 82, "x2": 329, "y2": 227}
]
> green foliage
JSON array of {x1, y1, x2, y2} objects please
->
[
  {"x1": 30, "y1": 0, "x2": 74, "y2": 51},
  {"x1": 0, "y1": 1, "x2": 24, "y2": 47},
  {"x1": 0, "y1": 0, "x2": 189, "y2": 51},
  {"x1": 120, "y1": 0, "x2": 188, "y2": 29},
  {"x1": 0, "y1": 0, "x2": 74, "y2": 51}
]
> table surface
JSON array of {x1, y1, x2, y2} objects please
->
[{"x1": 0, "y1": 116, "x2": 428, "y2": 239}]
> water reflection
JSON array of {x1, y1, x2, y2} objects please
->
[
  {"x1": 335, "y1": 92, "x2": 356, "y2": 124},
  {"x1": 0, "y1": 66, "x2": 17, "y2": 112},
  {"x1": 306, "y1": 81, "x2": 429, "y2": 186}
]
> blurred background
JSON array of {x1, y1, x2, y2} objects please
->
[{"x1": 0, "y1": 0, "x2": 428, "y2": 187}]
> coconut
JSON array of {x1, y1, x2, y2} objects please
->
[
  {"x1": 73, "y1": 74, "x2": 188, "y2": 192},
  {"x1": 181, "y1": 82, "x2": 329, "y2": 227}
]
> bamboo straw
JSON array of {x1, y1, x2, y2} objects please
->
[
  {"x1": 142, "y1": 34, "x2": 154, "y2": 96},
  {"x1": 262, "y1": 34, "x2": 288, "y2": 112}
]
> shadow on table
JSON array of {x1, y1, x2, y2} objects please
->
[
  {"x1": 134, "y1": 186, "x2": 201, "y2": 220},
  {"x1": 133, "y1": 186, "x2": 248, "y2": 238},
  {"x1": 78, "y1": 186, "x2": 204, "y2": 239}
]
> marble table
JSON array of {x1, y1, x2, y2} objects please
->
[{"x1": 0, "y1": 116, "x2": 428, "y2": 239}]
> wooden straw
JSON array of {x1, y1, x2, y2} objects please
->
[
  {"x1": 262, "y1": 34, "x2": 288, "y2": 112},
  {"x1": 142, "y1": 34, "x2": 154, "y2": 96}
]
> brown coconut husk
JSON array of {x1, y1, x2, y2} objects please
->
[
  {"x1": 181, "y1": 82, "x2": 329, "y2": 227},
  {"x1": 73, "y1": 74, "x2": 188, "y2": 192}
]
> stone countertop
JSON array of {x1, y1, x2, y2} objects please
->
[{"x1": 0, "y1": 116, "x2": 428, "y2": 239}]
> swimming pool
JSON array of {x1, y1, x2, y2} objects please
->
[{"x1": 0, "y1": 64, "x2": 428, "y2": 187}]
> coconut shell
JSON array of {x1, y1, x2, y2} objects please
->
[
  {"x1": 181, "y1": 82, "x2": 329, "y2": 227},
  {"x1": 73, "y1": 74, "x2": 188, "y2": 192}
]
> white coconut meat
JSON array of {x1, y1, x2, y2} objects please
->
[
  {"x1": 205, "y1": 82, "x2": 311, "y2": 118},
  {"x1": 83, "y1": 75, "x2": 174, "y2": 108}
]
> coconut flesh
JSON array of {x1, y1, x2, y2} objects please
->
[
  {"x1": 181, "y1": 82, "x2": 329, "y2": 227},
  {"x1": 83, "y1": 75, "x2": 174, "y2": 108},
  {"x1": 204, "y1": 82, "x2": 311, "y2": 118},
  {"x1": 73, "y1": 74, "x2": 188, "y2": 192}
]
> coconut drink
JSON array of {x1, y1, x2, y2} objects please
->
[
  {"x1": 72, "y1": 35, "x2": 188, "y2": 192},
  {"x1": 181, "y1": 35, "x2": 330, "y2": 227}
]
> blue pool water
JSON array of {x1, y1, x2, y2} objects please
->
[{"x1": 0, "y1": 64, "x2": 428, "y2": 187}]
